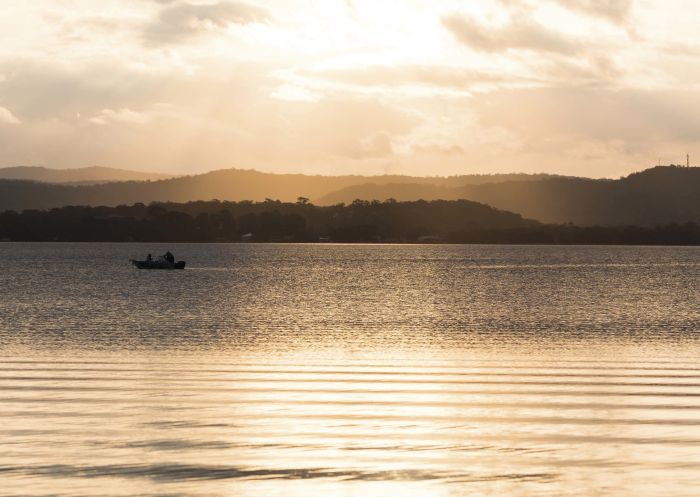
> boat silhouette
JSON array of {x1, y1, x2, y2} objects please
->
[{"x1": 131, "y1": 253, "x2": 186, "y2": 270}]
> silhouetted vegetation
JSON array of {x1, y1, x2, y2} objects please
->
[{"x1": 1, "y1": 199, "x2": 699, "y2": 245}]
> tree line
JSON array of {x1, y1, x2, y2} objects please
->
[{"x1": 0, "y1": 198, "x2": 699, "y2": 245}]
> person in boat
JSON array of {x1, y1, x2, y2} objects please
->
[
  {"x1": 146, "y1": 254, "x2": 153, "y2": 262},
  {"x1": 164, "y1": 251, "x2": 175, "y2": 263}
]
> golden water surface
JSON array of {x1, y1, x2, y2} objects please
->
[{"x1": 0, "y1": 243, "x2": 698, "y2": 497}]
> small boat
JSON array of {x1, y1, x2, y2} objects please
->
[
  {"x1": 131, "y1": 259, "x2": 186, "y2": 270},
  {"x1": 131, "y1": 253, "x2": 186, "y2": 270}
]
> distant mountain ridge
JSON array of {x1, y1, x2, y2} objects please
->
[
  {"x1": 317, "y1": 166, "x2": 700, "y2": 226},
  {"x1": 0, "y1": 166, "x2": 174, "y2": 184},
  {"x1": 0, "y1": 168, "x2": 563, "y2": 211},
  {"x1": 0, "y1": 165, "x2": 698, "y2": 226}
]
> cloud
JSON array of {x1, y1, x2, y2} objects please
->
[
  {"x1": 554, "y1": 0, "x2": 633, "y2": 24},
  {"x1": 0, "y1": 55, "x2": 419, "y2": 173},
  {"x1": 0, "y1": 106, "x2": 20, "y2": 124},
  {"x1": 290, "y1": 98, "x2": 417, "y2": 163},
  {"x1": 662, "y1": 42, "x2": 700, "y2": 58},
  {"x1": 540, "y1": 55, "x2": 622, "y2": 86},
  {"x1": 0, "y1": 0, "x2": 688, "y2": 179},
  {"x1": 440, "y1": 7, "x2": 627, "y2": 88},
  {"x1": 0, "y1": 58, "x2": 165, "y2": 120},
  {"x1": 496, "y1": 0, "x2": 634, "y2": 24},
  {"x1": 89, "y1": 108, "x2": 149, "y2": 126},
  {"x1": 471, "y1": 87, "x2": 700, "y2": 151},
  {"x1": 301, "y1": 65, "x2": 517, "y2": 92},
  {"x1": 412, "y1": 143, "x2": 464, "y2": 156},
  {"x1": 442, "y1": 13, "x2": 581, "y2": 55},
  {"x1": 338, "y1": 132, "x2": 394, "y2": 160},
  {"x1": 143, "y1": 1, "x2": 269, "y2": 46}
]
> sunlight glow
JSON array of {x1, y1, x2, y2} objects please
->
[{"x1": 0, "y1": 1, "x2": 697, "y2": 177}]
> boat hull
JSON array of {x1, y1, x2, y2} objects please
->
[{"x1": 131, "y1": 260, "x2": 186, "y2": 270}]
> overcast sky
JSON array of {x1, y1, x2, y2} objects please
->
[{"x1": 0, "y1": 0, "x2": 698, "y2": 177}]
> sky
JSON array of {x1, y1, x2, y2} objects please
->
[{"x1": 0, "y1": 0, "x2": 698, "y2": 177}]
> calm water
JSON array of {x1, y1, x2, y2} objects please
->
[{"x1": 0, "y1": 243, "x2": 699, "y2": 497}]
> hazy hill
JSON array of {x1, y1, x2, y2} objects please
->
[
  {"x1": 0, "y1": 168, "x2": 560, "y2": 212},
  {"x1": 317, "y1": 183, "x2": 459, "y2": 204},
  {"x1": 1, "y1": 166, "x2": 697, "y2": 226},
  {"x1": 317, "y1": 166, "x2": 700, "y2": 226},
  {"x1": 0, "y1": 166, "x2": 174, "y2": 184}
]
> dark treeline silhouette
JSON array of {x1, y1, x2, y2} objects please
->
[
  {"x1": 1, "y1": 199, "x2": 699, "y2": 245},
  {"x1": 0, "y1": 199, "x2": 530, "y2": 242}
]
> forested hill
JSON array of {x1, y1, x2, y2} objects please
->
[
  {"x1": 0, "y1": 168, "x2": 558, "y2": 212},
  {"x1": 0, "y1": 199, "x2": 535, "y2": 243},
  {"x1": 317, "y1": 166, "x2": 700, "y2": 226}
]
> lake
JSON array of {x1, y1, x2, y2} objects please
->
[{"x1": 0, "y1": 243, "x2": 699, "y2": 497}]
